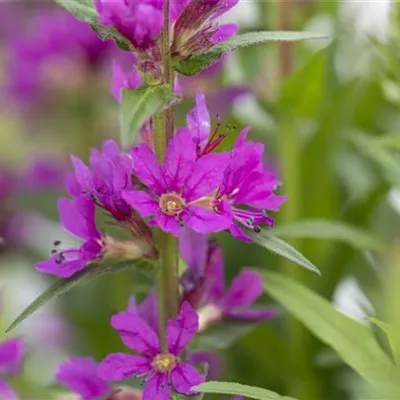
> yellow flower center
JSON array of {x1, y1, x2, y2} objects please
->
[
  {"x1": 151, "y1": 353, "x2": 177, "y2": 373},
  {"x1": 159, "y1": 193, "x2": 185, "y2": 216}
]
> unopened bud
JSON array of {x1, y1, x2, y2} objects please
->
[{"x1": 103, "y1": 236, "x2": 147, "y2": 261}]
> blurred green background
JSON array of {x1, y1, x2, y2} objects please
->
[{"x1": 1, "y1": 1, "x2": 400, "y2": 399}]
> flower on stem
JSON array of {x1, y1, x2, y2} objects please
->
[
  {"x1": 180, "y1": 229, "x2": 276, "y2": 330},
  {"x1": 111, "y1": 59, "x2": 142, "y2": 102},
  {"x1": 0, "y1": 295, "x2": 24, "y2": 400},
  {"x1": 215, "y1": 130, "x2": 287, "y2": 241},
  {"x1": 67, "y1": 141, "x2": 156, "y2": 252},
  {"x1": 36, "y1": 196, "x2": 104, "y2": 278},
  {"x1": 171, "y1": 0, "x2": 238, "y2": 60},
  {"x1": 56, "y1": 357, "x2": 111, "y2": 400},
  {"x1": 123, "y1": 129, "x2": 231, "y2": 236},
  {"x1": 99, "y1": 302, "x2": 205, "y2": 400},
  {"x1": 94, "y1": 0, "x2": 163, "y2": 53}
]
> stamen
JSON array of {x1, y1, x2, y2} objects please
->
[
  {"x1": 253, "y1": 226, "x2": 261, "y2": 233},
  {"x1": 53, "y1": 240, "x2": 61, "y2": 246}
]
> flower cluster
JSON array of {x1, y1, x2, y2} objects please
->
[{"x1": 36, "y1": 92, "x2": 284, "y2": 277}]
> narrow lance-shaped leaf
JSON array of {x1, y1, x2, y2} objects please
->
[
  {"x1": 6, "y1": 260, "x2": 154, "y2": 332},
  {"x1": 194, "y1": 381, "x2": 298, "y2": 400},
  {"x1": 369, "y1": 318, "x2": 400, "y2": 362},
  {"x1": 120, "y1": 85, "x2": 179, "y2": 148},
  {"x1": 270, "y1": 219, "x2": 386, "y2": 252},
  {"x1": 246, "y1": 229, "x2": 321, "y2": 275},
  {"x1": 261, "y1": 271, "x2": 400, "y2": 397},
  {"x1": 174, "y1": 31, "x2": 328, "y2": 76}
]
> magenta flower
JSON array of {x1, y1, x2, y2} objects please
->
[
  {"x1": 57, "y1": 357, "x2": 111, "y2": 400},
  {"x1": 0, "y1": 296, "x2": 24, "y2": 400},
  {"x1": 99, "y1": 302, "x2": 205, "y2": 400},
  {"x1": 95, "y1": 0, "x2": 163, "y2": 52},
  {"x1": 68, "y1": 140, "x2": 134, "y2": 222},
  {"x1": 36, "y1": 196, "x2": 103, "y2": 278},
  {"x1": 5, "y1": 8, "x2": 115, "y2": 108},
  {"x1": 111, "y1": 59, "x2": 142, "y2": 102},
  {"x1": 122, "y1": 129, "x2": 231, "y2": 236},
  {"x1": 171, "y1": 0, "x2": 238, "y2": 60},
  {"x1": 180, "y1": 229, "x2": 276, "y2": 329},
  {"x1": 215, "y1": 130, "x2": 287, "y2": 241},
  {"x1": 127, "y1": 291, "x2": 158, "y2": 333}
]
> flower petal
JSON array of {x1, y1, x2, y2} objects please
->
[
  {"x1": 98, "y1": 353, "x2": 150, "y2": 381},
  {"x1": 58, "y1": 196, "x2": 100, "y2": 240},
  {"x1": 225, "y1": 307, "x2": 278, "y2": 321},
  {"x1": 0, "y1": 338, "x2": 24, "y2": 375},
  {"x1": 179, "y1": 228, "x2": 207, "y2": 275},
  {"x1": 162, "y1": 129, "x2": 197, "y2": 191},
  {"x1": 171, "y1": 362, "x2": 205, "y2": 396},
  {"x1": 186, "y1": 91, "x2": 210, "y2": 151},
  {"x1": 223, "y1": 269, "x2": 264, "y2": 311},
  {"x1": 184, "y1": 153, "x2": 228, "y2": 201},
  {"x1": 111, "y1": 312, "x2": 160, "y2": 356},
  {"x1": 142, "y1": 373, "x2": 171, "y2": 400},
  {"x1": 122, "y1": 190, "x2": 159, "y2": 217},
  {"x1": 205, "y1": 243, "x2": 225, "y2": 302},
  {"x1": 184, "y1": 206, "x2": 231, "y2": 234},
  {"x1": 0, "y1": 379, "x2": 18, "y2": 400},
  {"x1": 149, "y1": 214, "x2": 181, "y2": 236},
  {"x1": 166, "y1": 302, "x2": 198, "y2": 356},
  {"x1": 35, "y1": 250, "x2": 86, "y2": 278},
  {"x1": 131, "y1": 143, "x2": 165, "y2": 195},
  {"x1": 211, "y1": 23, "x2": 238, "y2": 43},
  {"x1": 56, "y1": 357, "x2": 110, "y2": 399},
  {"x1": 111, "y1": 60, "x2": 142, "y2": 102},
  {"x1": 71, "y1": 155, "x2": 92, "y2": 191}
]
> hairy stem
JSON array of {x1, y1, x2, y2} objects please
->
[{"x1": 154, "y1": 0, "x2": 179, "y2": 351}]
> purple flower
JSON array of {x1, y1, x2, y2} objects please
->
[
  {"x1": 68, "y1": 140, "x2": 134, "y2": 222},
  {"x1": 127, "y1": 291, "x2": 158, "y2": 333},
  {"x1": 95, "y1": 0, "x2": 163, "y2": 52},
  {"x1": 171, "y1": 0, "x2": 238, "y2": 60},
  {"x1": 180, "y1": 230, "x2": 276, "y2": 330},
  {"x1": 5, "y1": 8, "x2": 115, "y2": 108},
  {"x1": 0, "y1": 296, "x2": 24, "y2": 400},
  {"x1": 99, "y1": 302, "x2": 205, "y2": 400},
  {"x1": 214, "y1": 130, "x2": 287, "y2": 241},
  {"x1": 36, "y1": 196, "x2": 103, "y2": 278},
  {"x1": 111, "y1": 59, "x2": 142, "y2": 102},
  {"x1": 56, "y1": 357, "x2": 111, "y2": 400},
  {"x1": 122, "y1": 129, "x2": 231, "y2": 236}
]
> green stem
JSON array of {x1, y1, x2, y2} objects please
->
[{"x1": 154, "y1": 0, "x2": 179, "y2": 351}]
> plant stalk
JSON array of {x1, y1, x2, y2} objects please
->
[{"x1": 154, "y1": 0, "x2": 179, "y2": 351}]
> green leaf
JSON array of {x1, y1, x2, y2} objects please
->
[
  {"x1": 246, "y1": 229, "x2": 321, "y2": 275},
  {"x1": 269, "y1": 219, "x2": 386, "y2": 252},
  {"x1": 6, "y1": 260, "x2": 153, "y2": 333},
  {"x1": 369, "y1": 318, "x2": 400, "y2": 361},
  {"x1": 194, "y1": 381, "x2": 298, "y2": 400},
  {"x1": 120, "y1": 85, "x2": 179, "y2": 148},
  {"x1": 189, "y1": 320, "x2": 260, "y2": 352},
  {"x1": 174, "y1": 31, "x2": 328, "y2": 76},
  {"x1": 54, "y1": 0, "x2": 130, "y2": 50},
  {"x1": 261, "y1": 271, "x2": 400, "y2": 397}
]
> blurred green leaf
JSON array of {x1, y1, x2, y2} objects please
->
[
  {"x1": 270, "y1": 219, "x2": 386, "y2": 252},
  {"x1": 369, "y1": 318, "x2": 400, "y2": 361},
  {"x1": 189, "y1": 320, "x2": 260, "y2": 352},
  {"x1": 351, "y1": 132, "x2": 400, "y2": 187},
  {"x1": 121, "y1": 85, "x2": 178, "y2": 148},
  {"x1": 174, "y1": 31, "x2": 328, "y2": 76},
  {"x1": 194, "y1": 381, "x2": 298, "y2": 400},
  {"x1": 246, "y1": 229, "x2": 321, "y2": 274},
  {"x1": 262, "y1": 271, "x2": 400, "y2": 397},
  {"x1": 6, "y1": 260, "x2": 153, "y2": 332},
  {"x1": 55, "y1": 0, "x2": 130, "y2": 50}
]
